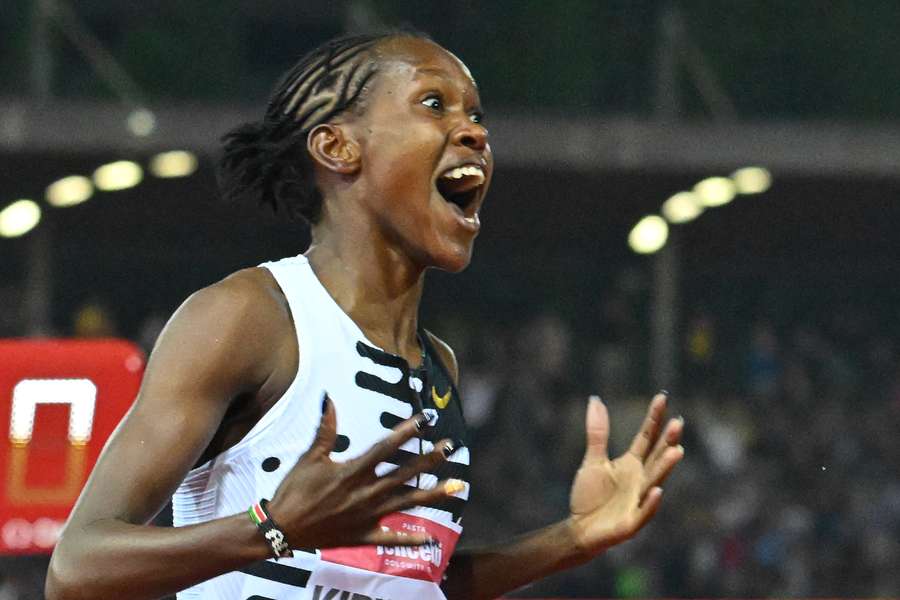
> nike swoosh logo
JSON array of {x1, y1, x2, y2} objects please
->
[{"x1": 431, "y1": 385, "x2": 451, "y2": 409}]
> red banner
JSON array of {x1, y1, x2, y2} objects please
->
[{"x1": 0, "y1": 338, "x2": 144, "y2": 554}]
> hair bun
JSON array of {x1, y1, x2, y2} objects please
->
[{"x1": 218, "y1": 120, "x2": 314, "y2": 221}]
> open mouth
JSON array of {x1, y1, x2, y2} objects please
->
[{"x1": 436, "y1": 164, "x2": 485, "y2": 215}]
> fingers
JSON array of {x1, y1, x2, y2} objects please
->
[
  {"x1": 634, "y1": 486, "x2": 664, "y2": 529},
  {"x1": 367, "y1": 439, "x2": 456, "y2": 498},
  {"x1": 363, "y1": 526, "x2": 434, "y2": 548},
  {"x1": 627, "y1": 392, "x2": 668, "y2": 460},
  {"x1": 376, "y1": 478, "x2": 466, "y2": 516},
  {"x1": 354, "y1": 412, "x2": 430, "y2": 472},
  {"x1": 583, "y1": 395, "x2": 610, "y2": 461},
  {"x1": 640, "y1": 412, "x2": 684, "y2": 502},
  {"x1": 309, "y1": 394, "x2": 338, "y2": 457},
  {"x1": 647, "y1": 415, "x2": 683, "y2": 467},
  {"x1": 641, "y1": 444, "x2": 684, "y2": 503}
]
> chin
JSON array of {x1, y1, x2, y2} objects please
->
[{"x1": 429, "y1": 242, "x2": 475, "y2": 273}]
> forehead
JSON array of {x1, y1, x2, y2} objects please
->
[{"x1": 374, "y1": 37, "x2": 478, "y2": 94}]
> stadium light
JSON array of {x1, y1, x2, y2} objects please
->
[
  {"x1": 731, "y1": 166, "x2": 772, "y2": 194},
  {"x1": 693, "y1": 176, "x2": 736, "y2": 207},
  {"x1": 93, "y1": 161, "x2": 143, "y2": 191},
  {"x1": 149, "y1": 150, "x2": 198, "y2": 178},
  {"x1": 126, "y1": 108, "x2": 157, "y2": 137},
  {"x1": 46, "y1": 175, "x2": 94, "y2": 207},
  {"x1": 661, "y1": 191, "x2": 704, "y2": 224},
  {"x1": 628, "y1": 168, "x2": 773, "y2": 254},
  {"x1": 0, "y1": 200, "x2": 42, "y2": 238},
  {"x1": 628, "y1": 215, "x2": 669, "y2": 254}
]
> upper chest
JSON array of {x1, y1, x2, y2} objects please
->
[{"x1": 206, "y1": 332, "x2": 468, "y2": 468}]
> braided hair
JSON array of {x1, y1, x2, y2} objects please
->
[{"x1": 218, "y1": 31, "x2": 429, "y2": 224}]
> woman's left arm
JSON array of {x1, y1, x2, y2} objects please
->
[{"x1": 442, "y1": 393, "x2": 684, "y2": 600}]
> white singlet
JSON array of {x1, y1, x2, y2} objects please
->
[{"x1": 173, "y1": 254, "x2": 471, "y2": 600}]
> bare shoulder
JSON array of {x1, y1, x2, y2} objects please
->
[
  {"x1": 424, "y1": 329, "x2": 459, "y2": 386},
  {"x1": 177, "y1": 267, "x2": 290, "y2": 342},
  {"x1": 147, "y1": 266, "x2": 294, "y2": 392},
  {"x1": 189, "y1": 266, "x2": 287, "y2": 319}
]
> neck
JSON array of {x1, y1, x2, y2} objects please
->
[{"x1": 305, "y1": 217, "x2": 426, "y2": 365}]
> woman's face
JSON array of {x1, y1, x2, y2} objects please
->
[{"x1": 351, "y1": 37, "x2": 493, "y2": 273}]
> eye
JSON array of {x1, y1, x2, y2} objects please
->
[
  {"x1": 421, "y1": 95, "x2": 444, "y2": 112},
  {"x1": 469, "y1": 111, "x2": 485, "y2": 124}
]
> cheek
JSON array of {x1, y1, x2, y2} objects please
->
[{"x1": 368, "y1": 128, "x2": 442, "y2": 201}]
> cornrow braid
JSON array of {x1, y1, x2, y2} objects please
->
[{"x1": 218, "y1": 30, "x2": 429, "y2": 224}]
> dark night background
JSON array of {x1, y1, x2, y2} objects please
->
[{"x1": 1, "y1": 1, "x2": 898, "y2": 598}]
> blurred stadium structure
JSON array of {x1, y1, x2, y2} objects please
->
[{"x1": 1, "y1": 0, "x2": 899, "y2": 598}]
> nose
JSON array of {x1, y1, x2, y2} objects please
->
[{"x1": 452, "y1": 120, "x2": 488, "y2": 151}]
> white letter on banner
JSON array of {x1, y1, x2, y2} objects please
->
[{"x1": 9, "y1": 379, "x2": 97, "y2": 445}]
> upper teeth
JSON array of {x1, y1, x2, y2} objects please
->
[{"x1": 442, "y1": 165, "x2": 485, "y2": 184}]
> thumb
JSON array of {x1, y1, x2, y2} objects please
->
[
  {"x1": 584, "y1": 395, "x2": 609, "y2": 462},
  {"x1": 310, "y1": 393, "x2": 338, "y2": 457}
]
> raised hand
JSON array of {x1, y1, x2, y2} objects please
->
[
  {"x1": 567, "y1": 392, "x2": 684, "y2": 557},
  {"x1": 267, "y1": 397, "x2": 461, "y2": 550}
]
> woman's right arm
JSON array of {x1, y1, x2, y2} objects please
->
[
  {"x1": 45, "y1": 273, "x2": 288, "y2": 600},
  {"x1": 46, "y1": 271, "x2": 456, "y2": 600}
]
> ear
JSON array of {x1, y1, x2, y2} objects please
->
[{"x1": 306, "y1": 124, "x2": 360, "y2": 175}]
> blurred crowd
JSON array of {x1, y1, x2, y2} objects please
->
[
  {"x1": 2, "y1": 294, "x2": 899, "y2": 598},
  {"x1": 450, "y1": 307, "x2": 900, "y2": 597}
]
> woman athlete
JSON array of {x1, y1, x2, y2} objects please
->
[{"x1": 46, "y1": 32, "x2": 684, "y2": 600}]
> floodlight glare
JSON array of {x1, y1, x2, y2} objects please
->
[
  {"x1": 0, "y1": 199, "x2": 42, "y2": 238},
  {"x1": 694, "y1": 176, "x2": 736, "y2": 207},
  {"x1": 731, "y1": 166, "x2": 772, "y2": 194},
  {"x1": 628, "y1": 215, "x2": 669, "y2": 254},
  {"x1": 149, "y1": 150, "x2": 198, "y2": 178},
  {"x1": 127, "y1": 108, "x2": 157, "y2": 137},
  {"x1": 46, "y1": 175, "x2": 94, "y2": 207},
  {"x1": 93, "y1": 161, "x2": 143, "y2": 191},
  {"x1": 661, "y1": 191, "x2": 704, "y2": 224}
]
